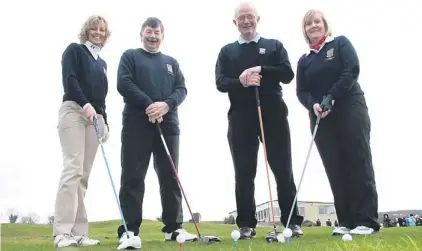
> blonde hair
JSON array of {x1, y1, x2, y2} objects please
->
[
  {"x1": 302, "y1": 10, "x2": 332, "y2": 44},
  {"x1": 78, "y1": 15, "x2": 111, "y2": 47}
]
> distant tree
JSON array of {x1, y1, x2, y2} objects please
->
[
  {"x1": 223, "y1": 215, "x2": 235, "y2": 224},
  {"x1": 21, "y1": 213, "x2": 40, "y2": 224},
  {"x1": 48, "y1": 215, "x2": 55, "y2": 225},
  {"x1": 7, "y1": 208, "x2": 19, "y2": 223}
]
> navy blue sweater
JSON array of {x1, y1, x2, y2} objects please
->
[
  {"x1": 215, "y1": 37, "x2": 294, "y2": 110},
  {"x1": 117, "y1": 48, "x2": 187, "y2": 134},
  {"x1": 61, "y1": 43, "x2": 108, "y2": 124},
  {"x1": 296, "y1": 35, "x2": 364, "y2": 111}
]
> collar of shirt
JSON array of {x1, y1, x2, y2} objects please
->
[
  {"x1": 306, "y1": 36, "x2": 335, "y2": 56},
  {"x1": 238, "y1": 33, "x2": 261, "y2": 44},
  {"x1": 140, "y1": 45, "x2": 160, "y2": 54},
  {"x1": 84, "y1": 41, "x2": 101, "y2": 60}
]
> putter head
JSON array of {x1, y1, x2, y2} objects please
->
[
  {"x1": 265, "y1": 231, "x2": 284, "y2": 243},
  {"x1": 199, "y1": 235, "x2": 221, "y2": 244}
]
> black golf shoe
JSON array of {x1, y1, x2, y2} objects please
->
[{"x1": 238, "y1": 227, "x2": 256, "y2": 240}]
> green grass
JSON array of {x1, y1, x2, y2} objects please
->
[{"x1": 2, "y1": 220, "x2": 422, "y2": 251}]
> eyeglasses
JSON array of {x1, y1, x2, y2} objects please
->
[{"x1": 236, "y1": 14, "x2": 256, "y2": 21}]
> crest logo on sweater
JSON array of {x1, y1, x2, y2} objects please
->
[
  {"x1": 103, "y1": 67, "x2": 107, "y2": 76},
  {"x1": 259, "y1": 48, "x2": 266, "y2": 54},
  {"x1": 325, "y1": 48, "x2": 335, "y2": 60},
  {"x1": 166, "y1": 64, "x2": 173, "y2": 75}
]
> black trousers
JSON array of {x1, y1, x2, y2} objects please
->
[
  {"x1": 117, "y1": 115, "x2": 183, "y2": 238},
  {"x1": 310, "y1": 94, "x2": 379, "y2": 230},
  {"x1": 227, "y1": 100, "x2": 304, "y2": 228}
]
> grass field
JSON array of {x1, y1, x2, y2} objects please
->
[{"x1": 2, "y1": 220, "x2": 422, "y2": 251}]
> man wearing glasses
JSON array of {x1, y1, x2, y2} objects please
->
[{"x1": 214, "y1": 2, "x2": 304, "y2": 240}]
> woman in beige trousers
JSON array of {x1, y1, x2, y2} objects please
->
[{"x1": 53, "y1": 15, "x2": 111, "y2": 248}]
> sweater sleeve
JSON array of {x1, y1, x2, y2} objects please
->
[
  {"x1": 296, "y1": 55, "x2": 317, "y2": 111},
  {"x1": 117, "y1": 50, "x2": 154, "y2": 110},
  {"x1": 260, "y1": 40, "x2": 295, "y2": 84},
  {"x1": 215, "y1": 47, "x2": 243, "y2": 93},
  {"x1": 164, "y1": 59, "x2": 187, "y2": 111},
  {"x1": 327, "y1": 36, "x2": 360, "y2": 99},
  {"x1": 61, "y1": 43, "x2": 89, "y2": 108}
]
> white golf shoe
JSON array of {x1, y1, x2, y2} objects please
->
[
  {"x1": 332, "y1": 227, "x2": 351, "y2": 236},
  {"x1": 164, "y1": 229, "x2": 198, "y2": 242},
  {"x1": 54, "y1": 233, "x2": 78, "y2": 247},
  {"x1": 117, "y1": 231, "x2": 141, "y2": 250},
  {"x1": 350, "y1": 226, "x2": 377, "y2": 235},
  {"x1": 74, "y1": 235, "x2": 100, "y2": 246}
]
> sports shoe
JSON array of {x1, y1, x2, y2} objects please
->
[
  {"x1": 165, "y1": 229, "x2": 198, "y2": 242},
  {"x1": 74, "y1": 235, "x2": 100, "y2": 246},
  {"x1": 332, "y1": 227, "x2": 351, "y2": 236},
  {"x1": 289, "y1": 225, "x2": 304, "y2": 237},
  {"x1": 54, "y1": 233, "x2": 78, "y2": 247},
  {"x1": 238, "y1": 227, "x2": 256, "y2": 240},
  {"x1": 350, "y1": 226, "x2": 377, "y2": 235},
  {"x1": 117, "y1": 231, "x2": 141, "y2": 250}
]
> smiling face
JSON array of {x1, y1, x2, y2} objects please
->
[
  {"x1": 233, "y1": 3, "x2": 260, "y2": 39},
  {"x1": 87, "y1": 20, "x2": 107, "y2": 46},
  {"x1": 303, "y1": 11, "x2": 329, "y2": 44},
  {"x1": 141, "y1": 25, "x2": 163, "y2": 52}
]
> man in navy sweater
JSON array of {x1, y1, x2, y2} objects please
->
[
  {"x1": 116, "y1": 17, "x2": 197, "y2": 250},
  {"x1": 215, "y1": 2, "x2": 304, "y2": 239}
]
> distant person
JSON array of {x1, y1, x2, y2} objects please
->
[
  {"x1": 295, "y1": 9, "x2": 379, "y2": 236},
  {"x1": 326, "y1": 219, "x2": 332, "y2": 227},
  {"x1": 316, "y1": 219, "x2": 321, "y2": 226},
  {"x1": 334, "y1": 220, "x2": 339, "y2": 227},
  {"x1": 215, "y1": 2, "x2": 304, "y2": 239},
  {"x1": 115, "y1": 17, "x2": 196, "y2": 250},
  {"x1": 415, "y1": 215, "x2": 422, "y2": 226},
  {"x1": 383, "y1": 214, "x2": 391, "y2": 228},
  {"x1": 52, "y1": 15, "x2": 111, "y2": 248}
]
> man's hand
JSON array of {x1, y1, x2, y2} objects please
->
[
  {"x1": 149, "y1": 117, "x2": 164, "y2": 123},
  {"x1": 313, "y1": 103, "x2": 330, "y2": 118},
  {"x1": 83, "y1": 103, "x2": 97, "y2": 123},
  {"x1": 145, "y1": 102, "x2": 169, "y2": 121},
  {"x1": 239, "y1": 67, "x2": 262, "y2": 87}
]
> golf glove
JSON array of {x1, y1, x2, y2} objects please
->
[
  {"x1": 100, "y1": 122, "x2": 109, "y2": 143},
  {"x1": 320, "y1": 94, "x2": 334, "y2": 112}
]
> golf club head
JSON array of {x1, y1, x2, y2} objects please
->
[
  {"x1": 199, "y1": 235, "x2": 221, "y2": 244},
  {"x1": 265, "y1": 231, "x2": 284, "y2": 243}
]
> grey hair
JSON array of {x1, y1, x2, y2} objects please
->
[{"x1": 234, "y1": 2, "x2": 259, "y2": 18}]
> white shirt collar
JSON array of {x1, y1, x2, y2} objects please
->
[
  {"x1": 140, "y1": 44, "x2": 160, "y2": 54},
  {"x1": 238, "y1": 33, "x2": 261, "y2": 44},
  {"x1": 84, "y1": 41, "x2": 101, "y2": 60},
  {"x1": 305, "y1": 36, "x2": 335, "y2": 56}
]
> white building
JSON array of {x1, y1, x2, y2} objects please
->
[{"x1": 229, "y1": 200, "x2": 337, "y2": 225}]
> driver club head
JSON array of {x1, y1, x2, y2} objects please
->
[
  {"x1": 265, "y1": 231, "x2": 283, "y2": 243},
  {"x1": 199, "y1": 235, "x2": 221, "y2": 244}
]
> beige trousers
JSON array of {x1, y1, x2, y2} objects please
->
[{"x1": 53, "y1": 101, "x2": 107, "y2": 236}]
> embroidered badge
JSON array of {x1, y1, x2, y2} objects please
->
[
  {"x1": 325, "y1": 48, "x2": 335, "y2": 60},
  {"x1": 166, "y1": 64, "x2": 173, "y2": 74},
  {"x1": 103, "y1": 67, "x2": 107, "y2": 76},
  {"x1": 259, "y1": 48, "x2": 266, "y2": 54}
]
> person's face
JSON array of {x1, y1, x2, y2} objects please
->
[
  {"x1": 233, "y1": 5, "x2": 260, "y2": 37},
  {"x1": 304, "y1": 13, "x2": 326, "y2": 43},
  {"x1": 88, "y1": 21, "x2": 107, "y2": 46},
  {"x1": 141, "y1": 26, "x2": 163, "y2": 52}
]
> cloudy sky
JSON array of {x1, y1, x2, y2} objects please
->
[{"x1": 0, "y1": 0, "x2": 420, "y2": 224}]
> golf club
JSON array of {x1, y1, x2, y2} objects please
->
[
  {"x1": 155, "y1": 123, "x2": 221, "y2": 244},
  {"x1": 92, "y1": 118, "x2": 130, "y2": 239},
  {"x1": 285, "y1": 113, "x2": 321, "y2": 230},
  {"x1": 254, "y1": 87, "x2": 279, "y2": 242}
]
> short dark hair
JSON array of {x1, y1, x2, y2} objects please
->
[{"x1": 141, "y1": 17, "x2": 164, "y2": 33}]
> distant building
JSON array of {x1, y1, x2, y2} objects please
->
[{"x1": 229, "y1": 200, "x2": 337, "y2": 225}]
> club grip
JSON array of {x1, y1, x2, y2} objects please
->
[
  {"x1": 155, "y1": 122, "x2": 163, "y2": 135},
  {"x1": 255, "y1": 87, "x2": 260, "y2": 106}
]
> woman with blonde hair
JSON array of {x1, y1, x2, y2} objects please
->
[
  {"x1": 53, "y1": 15, "x2": 111, "y2": 247},
  {"x1": 295, "y1": 10, "x2": 380, "y2": 236}
]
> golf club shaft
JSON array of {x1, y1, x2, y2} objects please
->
[
  {"x1": 155, "y1": 123, "x2": 202, "y2": 238},
  {"x1": 285, "y1": 114, "x2": 321, "y2": 228},
  {"x1": 93, "y1": 118, "x2": 130, "y2": 236},
  {"x1": 255, "y1": 87, "x2": 277, "y2": 232}
]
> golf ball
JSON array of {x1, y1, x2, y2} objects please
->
[
  {"x1": 176, "y1": 234, "x2": 186, "y2": 243},
  {"x1": 342, "y1": 234, "x2": 352, "y2": 242},
  {"x1": 282, "y1": 228, "x2": 292, "y2": 238},
  {"x1": 231, "y1": 230, "x2": 241, "y2": 240}
]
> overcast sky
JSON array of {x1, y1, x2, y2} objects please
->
[{"x1": 0, "y1": 0, "x2": 420, "y2": 224}]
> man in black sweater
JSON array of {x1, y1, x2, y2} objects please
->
[
  {"x1": 115, "y1": 17, "x2": 197, "y2": 250},
  {"x1": 215, "y1": 2, "x2": 304, "y2": 239}
]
